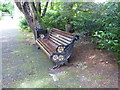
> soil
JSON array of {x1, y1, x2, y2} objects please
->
[{"x1": 1, "y1": 16, "x2": 119, "y2": 88}]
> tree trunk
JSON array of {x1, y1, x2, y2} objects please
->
[
  {"x1": 15, "y1": 1, "x2": 49, "y2": 40},
  {"x1": 63, "y1": 2, "x2": 74, "y2": 32},
  {"x1": 65, "y1": 23, "x2": 71, "y2": 32},
  {"x1": 15, "y1": 2, "x2": 34, "y2": 30}
]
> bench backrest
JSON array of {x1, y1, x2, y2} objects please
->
[{"x1": 48, "y1": 28, "x2": 76, "y2": 46}]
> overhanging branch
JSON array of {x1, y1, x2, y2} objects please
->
[{"x1": 41, "y1": 1, "x2": 49, "y2": 18}]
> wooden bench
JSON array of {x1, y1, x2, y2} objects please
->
[{"x1": 35, "y1": 28, "x2": 79, "y2": 69}]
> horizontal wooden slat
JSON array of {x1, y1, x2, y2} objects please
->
[
  {"x1": 38, "y1": 40, "x2": 54, "y2": 55},
  {"x1": 50, "y1": 34, "x2": 71, "y2": 44},
  {"x1": 51, "y1": 31, "x2": 73, "y2": 39},
  {"x1": 52, "y1": 28, "x2": 75, "y2": 38},
  {"x1": 36, "y1": 40, "x2": 50, "y2": 57},
  {"x1": 47, "y1": 39, "x2": 58, "y2": 48},
  {"x1": 52, "y1": 28, "x2": 74, "y2": 36},
  {"x1": 39, "y1": 39, "x2": 56, "y2": 53},
  {"x1": 49, "y1": 38, "x2": 61, "y2": 46},
  {"x1": 50, "y1": 33, "x2": 72, "y2": 42},
  {"x1": 49, "y1": 35, "x2": 67, "y2": 46}
]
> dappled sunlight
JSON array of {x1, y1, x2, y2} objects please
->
[
  {"x1": 0, "y1": 35, "x2": 10, "y2": 42},
  {"x1": 95, "y1": 0, "x2": 108, "y2": 3},
  {"x1": 0, "y1": 16, "x2": 19, "y2": 31},
  {"x1": 19, "y1": 77, "x2": 52, "y2": 88},
  {"x1": 89, "y1": 55, "x2": 96, "y2": 59},
  {"x1": 0, "y1": 39, "x2": 10, "y2": 43}
]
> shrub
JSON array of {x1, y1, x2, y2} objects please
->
[
  {"x1": 93, "y1": 30, "x2": 120, "y2": 52},
  {"x1": 91, "y1": 2, "x2": 120, "y2": 64},
  {"x1": 42, "y1": 10, "x2": 66, "y2": 31},
  {"x1": 19, "y1": 17, "x2": 32, "y2": 32},
  {"x1": 0, "y1": 3, "x2": 14, "y2": 15},
  {"x1": 92, "y1": 30, "x2": 120, "y2": 64}
]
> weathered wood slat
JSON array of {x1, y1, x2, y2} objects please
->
[
  {"x1": 39, "y1": 39, "x2": 56, "y2": 53},
  {"x1": 50, "y1": 34, "x2": 71, "y2": 44},
  {"x1": 47, "y1": 39, "x2": 58, "y2": 48},
  {"x1": 57, "y1": 34, "x2": 72, "y2": 41},
  {"x1": 38, "y1": 38, "x2": 58, "y2": 50},
  {"x1": 49, "y1": 35, "x2": 67, "y2": 46},
  {"x1": 52, "y1": 28, "x2": 74, "y2": 37},
  {"x1": 37, "y1": 39, "x2": 54, "y2": 56},
  {"x1": 37, "y1": 40, "x2": 52, "y2": 55},
  {"x1": 49, "y1": 37, "x2": 61, "y2": 45},
  {"x1": 51, "y1": 31, "x2": 73, "y2": 39},
  {"x1": 36, "y1": 40, "x2": 50, "y2": 57}
]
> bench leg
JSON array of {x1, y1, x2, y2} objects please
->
[
  {"x1": 36, "y1": 42, "x2": 41, "y2": 49},
  {"x1": 37, "y1": 47, "x2": 41, "y2": 49},
  {"x1": 53, "y1": 64, "x2": 61, "y2": 69},
  {"x1": 53, "y1": 61, "x2": 73, "y2": 69},
  {"x1": 64, "y1": 61, "x2": 73, "y2": 66},
  {"x1": 36, "y1": 45, "x2": 41, "y2": 49}
]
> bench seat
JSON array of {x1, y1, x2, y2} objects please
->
[{"x1": 37, "y1": 38, "x2": 57, "y2": 57}]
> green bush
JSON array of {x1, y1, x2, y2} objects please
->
[
  {"x1": 42, "y1": 2, "x2": 103, "y2": 34},
  {"x1": 19, "y1": 17, "x2": 32, "y2": 32},
  {"x1": 91, "y1": 2, "x2": 120, "y2": 64},
  {"x1": 92, "y1": 30, "x2": 120, "y2": 64},
  {"x1": 42, "y1": 10, "x2": 66, "y2": 31},
  {"x1": 0, "y1": 3, "x2": 14, "y2": 15},
  {"x1": 93, "y1": 30, "x2": 120, "y2": 52}
]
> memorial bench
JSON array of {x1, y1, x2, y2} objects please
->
[{"x1": 35, "y1": 28, "x2": 79, "y2": 69}]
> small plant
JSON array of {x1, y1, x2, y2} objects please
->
[{"x1": 19, "y1": 17, "x2": 32, "y2": 32}]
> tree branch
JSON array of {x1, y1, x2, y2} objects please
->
[
  {"x1": 41, "y1": 1, "x2": 49, "y2": 17},
  {"x1": 29, "y1": 2, "x2": 41, "y2": 28},
  {"x1": 15, "y1": 2, "x2": 24, "y2": 13},
  {"x1": 35, "y1": 2, "x2": 41, "y2": 13},
  {"x1": 50, "y1": 2, "x2": 54, "y2": 10}
]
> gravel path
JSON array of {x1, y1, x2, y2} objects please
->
[{"x1": 1, "y1": 16, "x2": 53, "y2": 88}]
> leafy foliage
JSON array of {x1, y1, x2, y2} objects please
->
[
  {"x1": 93, "y1": 30, "x2": 120, "y2": 52},
  {"x1": 0, "y1": 3, "x2": 14, "y2": 15},
  {"x1": 41, "y1": 2, "x2": 120, "y2": 63},
  {"x1": 19, "y1": 17, "x2": 32, "y2": 32},
  {"x1": 42, "y1": 10, "x2": 67, "y2": 31},
  {"x1": 92, "y1": 3, "x2": 120, "y2": 54},
  {"x1": 42, "y1": 2, "x2": 102, "y2": 33}
]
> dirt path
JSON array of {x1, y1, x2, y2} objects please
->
[{"x1": 1, "y1": 16, "x2": 118, "y2": 88}]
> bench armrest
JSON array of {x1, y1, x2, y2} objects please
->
[
  {"x1": 56, "y1": 35, "x2": 79, "y2": 53},
  {"x1": 35, "y1": 28, "x2": 48, "y2": 39},
  {"x1": 56, "y1": 45, "x2": 66, "y2": 53},
  {"x1": 56, "y1": 44, "x2": 72, "y2": 53},
  {"x1": 74, "y1": 35, "x2": 79, "y2": 41}
]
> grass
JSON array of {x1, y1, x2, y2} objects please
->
[{"x1": 91, "y1": 75, "x2": 105, "y2": 80}]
